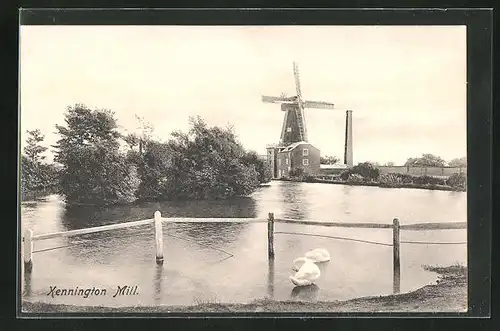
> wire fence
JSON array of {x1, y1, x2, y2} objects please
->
[
  {"x1": 32, "y1": 230, "x2": 234, "y2": 260},
  {"x1": 23, "y1": 212, "x2": 467, "y2": 295},
  {"x1": 273, "y1": 231, "x2": 466, "y2": 246}
]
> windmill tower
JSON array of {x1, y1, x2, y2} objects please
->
[{"x1": 262, "y1": 62, "x2": 354, "y2": 177}]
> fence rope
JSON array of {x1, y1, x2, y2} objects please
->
[
  {"x1": 32, "y1": 229, "x2": 235, "y2": 259},
  {"x1": 274, "y1": 231, "x2": 467, "y2": 246},
  {"x1": 31, "y1": 227, "x2": 466, "y2": 254},
  {"x1": 274, "y1": 231, "x2": 393, "y2": 247},
  {"x1": 400, "y1": 240, "x2": 467, "y2": 245},
  {"x1": 32, "y1": 230, "x2": 150, "y2": 254}
]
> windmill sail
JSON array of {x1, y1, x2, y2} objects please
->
[
  {"x1": 262, "y1": 62, "x2": 336, "y2": 146},
  {"x1": 262, "y1": 95, "x2": 288, "y2": 103},
  {"x1": 293, "y1": 62, "x2": 308, "y2": 142},
  {"x1": 303, "y1": 101, "x2": 335, "y2": 109}
]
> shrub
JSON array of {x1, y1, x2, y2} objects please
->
[
  {"x1": 446, "y1": 173, "x2": 467, "y2": 189},
  {"x1": 379, "y1": 173, "x2": 402, "y2": 185},
  {"x1": 302, "y1": 174, "x2": 316, "y2": 183},
  {"x1": 412, "y1": 175, "x2": 446, "y2": 185},
  {"x1": 391, "y1": 173, "x2": 414, "y2": 184},
  {"x1": 289, "y1": 167, "x2": 305, "y2": 179},
  {"x1": 339, "y1": 169, "x2": 351, "y2": 181},
  {"x1": 351, "y1": 162, "x2": 380, "y2": 181},
  {"x1": 347, "y1": 173, "x2": 364, "y2": 184}
]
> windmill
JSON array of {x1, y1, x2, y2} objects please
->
[
  {"x1": 262, "y1": 62, "x2": 354, "y2": 167},
  {"x1": 262, "y1": 62, "x2": 335, "y2": 146}
]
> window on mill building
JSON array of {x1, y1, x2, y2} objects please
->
[
  {"x1": 303, "y1": 159, "x2": 309, "y2": 166},
  {"x1": 303, "y1": 148, "x2": 309, "y2": 156}
]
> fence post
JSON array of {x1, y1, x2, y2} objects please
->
[
  {"x1": 23, "y1": 229, "x2": 33, "y2": 273},
  {"x1": 392, "y1": 218, "x2": 400, "y2": 294},
  {"x1": 268, "y1": 213, "x2": 275, "y2": 259},
  {"x1": 154, "y1": 211, "x2": 164, "y2": 265}
]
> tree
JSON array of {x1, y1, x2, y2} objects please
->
[
  {"x1": 384, "y1": 161, "x2": 395, "y2": 166},
  {"x1": 405, "y1": 153, "x2": 446, "y2": 167},
  {"x1": 123, "y1": 133, "x2": 140, "y2": 150},
  {"x1": 448, "y1": 157, "x2": 467, "y2": 168},
  {"x1": 241, "y1": 151, "x2": 272, "y2": 184},
  {"x1": 320, "y1": 155, "x2": 340, "y2": 165},
  {"x1": 132, "y1": 139, "x2": 173, "y2": 200},
  {"x1": 161, "y1": 116, "x2": 260, "y2": 200},
  {"x1": 135, "y1": 115, "x2": 154, "y2": 155},
  {"x1": 20, "y1": 129, "x2": 51, "y2": 198},
  {"x1": 24, "y1": 129, "x2": 47, "y2": 163},
  {"x1": 53, "y1": 104, "x2": 139, "y2": 206}
]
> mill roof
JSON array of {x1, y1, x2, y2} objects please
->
[{"x1": 280, "y1": 141, "x2": 312, "y2": 152}]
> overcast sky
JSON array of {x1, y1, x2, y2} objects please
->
[{"x1": 20, "y1": 25, "x2": 466, "y2": 165}]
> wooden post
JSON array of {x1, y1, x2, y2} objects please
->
[
  {"x1": 392, "y1": 218, "x2": 400, "y2": 294},
  {"x1": 268, "y1": 213, "x2": 275, "y2": 259},
  {"x1": 23, "y1": 229, "x2": 33, "y2": 273},
  {"x1": 154, "y1": 211, "x2": 164, "y2": 265}
]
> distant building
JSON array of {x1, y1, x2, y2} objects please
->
[{"x1": 266, "y1": 141, "x2": 320, "y2": 179}]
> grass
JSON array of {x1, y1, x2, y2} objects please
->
[{"x1": 21, "y1": 264, "x2": 467, "y2": 314}]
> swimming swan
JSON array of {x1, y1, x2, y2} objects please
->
[
  {"x1": 289, "y1": 257, "x2": 321, "y2": 287},
  {"x1": 305, "y1": 248, "x2": 331, "y2": 262},
  {"x1": 292, "y1": 249, "x2": 331, "y2": 272}
]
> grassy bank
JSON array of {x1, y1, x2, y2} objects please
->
[
  {"x1": 278, "y1": 178, "x2": 466, "y2": 192},
  {"x1": 22, "y1": 264, "x2": 467, "y2": 314}
]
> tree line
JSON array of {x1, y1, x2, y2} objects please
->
[
  {"x1": 20, "y1": 104, "x2": 272, "y2": 206},
  {"x1": 321, "y1": 154, "x2": 466, "y2": 168}
]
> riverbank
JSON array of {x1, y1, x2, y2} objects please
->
[
  {"x1": 22, "y1": 264, "x2": 466, "y2": 314},
  {"x1": 278, "y1": 178, "x2": 466, "y2": 192}
]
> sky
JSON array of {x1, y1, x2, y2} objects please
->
[{"x1": 19, "y1": 25, "x2": 466, "y2": 165}]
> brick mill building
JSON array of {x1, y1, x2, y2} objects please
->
[{"x1": 267, "y1": 142, "x2": 320, "y2": 178}]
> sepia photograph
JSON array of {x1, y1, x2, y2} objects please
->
[{"x1": 19, "y1": 22, "x2": 471, "y2": 315}]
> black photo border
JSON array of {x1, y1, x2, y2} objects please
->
[{"x1": 10, "y1": 6, "x2": 493, "y2": 329}]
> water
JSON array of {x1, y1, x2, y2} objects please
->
[{"x1": 20, "y1": 181, "x2": 467, "y2": 308}]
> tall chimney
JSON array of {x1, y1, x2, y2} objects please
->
[{"x1": 344, "y1": 110, "x2": 353, "y2": 167}]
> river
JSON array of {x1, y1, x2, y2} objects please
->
[{"x1": 20, "y1": 181, "x2": 467, "y2": 308}]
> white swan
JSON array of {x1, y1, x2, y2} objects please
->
[
  {"x1": 289, "y1": 257, "x2": 321, "y2": 286},
  {"x1": 305, "y1": 248, "x2": 331, "y2": 262},
  {"x1": 292, "y1": 249, "x2": 331, "y2": 272}
]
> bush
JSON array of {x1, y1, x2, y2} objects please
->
[
  {"x1": 412, "y1": 175, "x2": 446, "y2": 185},
  {"x1": 379, "y1": 173, "x2": 402, "y2": 185},
  {"x1": 339, "y1": 169, "x2": 350, "y2": 181},
  {"x1": 289, "y1": 167, "x2": 305, "y2": 179},
  {"x1": 446, "y1": 173, "x2": 467, "y2": 189},
  {"x1": 302, "y1": 174, "x2": 316, "y2": 183},
  {"x1": 347, "y1": 173, "x2": 364, "y2": 184},
  {"x1": 339, "y1": 162, "x2": 380, "y2": 182},
  {"x1": 391, "y1": 173, "x2": 414, "y2": 184}
]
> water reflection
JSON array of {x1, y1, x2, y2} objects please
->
[
  {"x1": 174, "y1": 222, "x2": 248, "y2": 247},
  {"x1": 22, "y1": 266, "x2": 32, "y2": 297},
  {"x1": 340, "y1": 185, "x2": 352, "y2": 215},
  {"x1": 267, "y1": 258, "x2": 275, "y2": 299},
  {"x1": 291, "y1": 284, "x2": 319, "y2": 301},
  {"x1": 279, "y1": 183, "x2": 310, "y2": 220},
  {"x1": 61, "y1": 196, "x2": 258, "y2": 231},
  {"x1": 154, "y1": 264, "x2": 163, "y2": 304}
]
